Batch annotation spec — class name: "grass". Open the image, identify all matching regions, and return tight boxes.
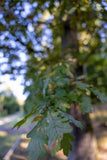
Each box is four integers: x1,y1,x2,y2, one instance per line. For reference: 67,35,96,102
0,131,20,159
0,112,35,159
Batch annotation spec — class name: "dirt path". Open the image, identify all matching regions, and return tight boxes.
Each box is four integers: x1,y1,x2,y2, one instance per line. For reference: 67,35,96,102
0,125,34,134
0,112,23,126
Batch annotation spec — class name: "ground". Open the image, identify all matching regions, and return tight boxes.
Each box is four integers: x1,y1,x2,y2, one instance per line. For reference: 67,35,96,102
90,104,107,160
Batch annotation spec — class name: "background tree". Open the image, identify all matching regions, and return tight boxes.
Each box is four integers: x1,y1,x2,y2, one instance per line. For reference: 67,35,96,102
0,89,20,115
0,92,5,115
0,0,107,160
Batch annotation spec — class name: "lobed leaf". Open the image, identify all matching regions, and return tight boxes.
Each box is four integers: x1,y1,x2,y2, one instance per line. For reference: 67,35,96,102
80,95,93,113
61,133,74,156
90,89,107,103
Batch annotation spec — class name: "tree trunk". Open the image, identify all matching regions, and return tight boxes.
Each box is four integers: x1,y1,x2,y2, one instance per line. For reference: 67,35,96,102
61,20,98,160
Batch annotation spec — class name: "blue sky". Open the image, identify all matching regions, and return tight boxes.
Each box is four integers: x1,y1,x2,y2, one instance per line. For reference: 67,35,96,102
0,74,27,101
0,2,52,101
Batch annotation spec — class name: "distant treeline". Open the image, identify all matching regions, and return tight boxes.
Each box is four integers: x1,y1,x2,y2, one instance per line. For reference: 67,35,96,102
0,89,20,117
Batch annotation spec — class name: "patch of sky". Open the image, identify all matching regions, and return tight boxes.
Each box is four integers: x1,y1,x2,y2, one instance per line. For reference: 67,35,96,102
101,33,106,38
44,1,50,8
9,40,16,48
0,18,6,25
34,45,42,51
102,1,107,7
27,23,34,32
16,2,21,7
23,2,32,13
34,52,43,58
20,69,26,75
10,20,16,25
101,38,106,43
0,52,3,57
15,41,26,51
0,14,3,19
4,1,9,10
21,12,27,18
44,28,52,36
38,12,43,19
0,63,9,72
43,24,47,29
0,74,27,101
49,44,54,50
12,61,23,67
49,15,54,21
26,31,36,45
15,31,23,38
20,35,26,43
33,16,38,23
18,52,28,62
42,27,52,44
25,79,32,87
33,2,38,8
36,37,42,44
14,10,19,15
21,2,32,18
0,57,8,63
16,2,22,11
4,31,9,36
82,23,86,28
42,35,52,44
44,54,48,58
42,35,48,41
104,24,107,29
99,28,104,35
0,35,5,40
54,1,60,5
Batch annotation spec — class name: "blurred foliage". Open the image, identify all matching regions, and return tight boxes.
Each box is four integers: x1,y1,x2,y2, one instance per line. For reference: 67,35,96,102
0,90,20,115
0,132,19,159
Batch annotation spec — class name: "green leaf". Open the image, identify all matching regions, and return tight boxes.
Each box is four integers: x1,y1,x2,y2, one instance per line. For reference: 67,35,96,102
43,77,50,97
13,112,34,129
55,89,66,97
68,91,77,101
80,95,93,113
27,114,48,160
46,112,72,155
76,75,86,80
33,115,42,122
13,118,26,129
61,133,74,156
27,112,48,138
27,130,48,160
76,81,88,90
60,112,83,129
90,89,107,103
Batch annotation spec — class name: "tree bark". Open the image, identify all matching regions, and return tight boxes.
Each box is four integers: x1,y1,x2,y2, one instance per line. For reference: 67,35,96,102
61,20,98,160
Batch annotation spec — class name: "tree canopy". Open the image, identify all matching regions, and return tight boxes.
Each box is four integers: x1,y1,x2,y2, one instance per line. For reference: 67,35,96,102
0,89,20,115
0,0,107,160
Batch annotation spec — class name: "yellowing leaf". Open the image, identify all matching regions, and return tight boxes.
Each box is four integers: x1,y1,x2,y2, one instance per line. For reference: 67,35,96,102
33,115,42,121
84,0,88,3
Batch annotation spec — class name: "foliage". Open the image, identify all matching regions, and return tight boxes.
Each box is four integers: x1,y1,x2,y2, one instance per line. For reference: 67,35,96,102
0,90,20,115
14,64,106,159
0,132,19,159
0,0,107,159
